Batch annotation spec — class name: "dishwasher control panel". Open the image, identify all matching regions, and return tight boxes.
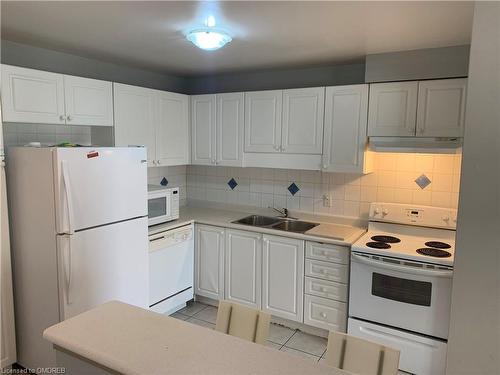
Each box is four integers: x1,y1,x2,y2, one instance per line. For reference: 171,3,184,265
148,225,193,253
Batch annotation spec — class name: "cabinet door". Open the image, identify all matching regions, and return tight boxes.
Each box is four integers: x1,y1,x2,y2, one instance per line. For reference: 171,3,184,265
282,87,324,154
244,90,282,153
416,78,467,137
191,95,216,165
157,91,190,166
216,93,244,166
63,75,113,127
195,225,224,300
323,85,370,173
367,81,418,136
225,229,262,309
262,234,304,322
1,64,65,124
113,83,156,165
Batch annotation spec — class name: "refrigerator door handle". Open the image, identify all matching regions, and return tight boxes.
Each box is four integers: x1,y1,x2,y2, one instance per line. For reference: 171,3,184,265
61,160,75,234
61,235,73,305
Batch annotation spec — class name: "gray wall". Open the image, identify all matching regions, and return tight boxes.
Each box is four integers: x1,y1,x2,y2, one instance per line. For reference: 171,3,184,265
184,63,366,94
365,45,470,83
1,40,187,93
446,3,499,375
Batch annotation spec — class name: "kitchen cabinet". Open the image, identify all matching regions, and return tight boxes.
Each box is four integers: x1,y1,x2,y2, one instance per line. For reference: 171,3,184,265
114,83,190,167
368,79,467,138
195,225,225,300
244,90,282,153
416,78,467,137
262,234,304,322
191,95,216,165
322,84,372,173
191,93,244,167
156,91,190,165
224,229,262,309
282,87,324,154
217,93,244,166
1,64,113,126
63,75,113,126
367,81,418,137
114,83,157,165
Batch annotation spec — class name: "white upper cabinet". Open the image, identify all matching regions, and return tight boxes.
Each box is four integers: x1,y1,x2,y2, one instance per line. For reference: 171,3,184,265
262,234,304,322
1,64,65,124
224,229,262,309
157,91,190,165
367,81,418,137
191,94,216,165
195,225,225,301
63,75,113,126
323,84,372,174
244,90,283,153
1,65,113,126
217,93,244,166
113,83,156,164
416,78,467,137
282,87,324,154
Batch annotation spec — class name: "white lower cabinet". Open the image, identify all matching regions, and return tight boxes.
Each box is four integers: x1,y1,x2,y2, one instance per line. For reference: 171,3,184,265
262,235,304,322
195,225,225,300
304,241,349,332
224,229,262,309
304,295,347,332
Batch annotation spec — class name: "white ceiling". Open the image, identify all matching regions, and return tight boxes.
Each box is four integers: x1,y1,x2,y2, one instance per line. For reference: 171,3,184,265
1,1,474,77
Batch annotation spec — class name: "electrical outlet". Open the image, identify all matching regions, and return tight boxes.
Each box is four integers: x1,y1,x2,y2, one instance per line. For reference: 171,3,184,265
322,194,331,207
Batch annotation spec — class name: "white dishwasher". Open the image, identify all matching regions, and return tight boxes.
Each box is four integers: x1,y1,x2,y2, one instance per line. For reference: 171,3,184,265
149,224,194,314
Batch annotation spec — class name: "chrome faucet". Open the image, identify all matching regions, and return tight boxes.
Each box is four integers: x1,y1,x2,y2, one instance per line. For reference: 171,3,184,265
269,206,297,220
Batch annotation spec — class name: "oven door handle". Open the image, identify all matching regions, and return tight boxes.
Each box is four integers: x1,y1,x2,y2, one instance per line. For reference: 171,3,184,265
351,253,453,278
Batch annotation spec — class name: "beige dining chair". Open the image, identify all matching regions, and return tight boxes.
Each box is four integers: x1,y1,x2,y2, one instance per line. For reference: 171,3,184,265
215,300,271,345
324,331,400,375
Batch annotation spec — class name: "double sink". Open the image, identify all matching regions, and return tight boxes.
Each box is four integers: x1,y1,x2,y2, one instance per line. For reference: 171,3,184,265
232,215,319,234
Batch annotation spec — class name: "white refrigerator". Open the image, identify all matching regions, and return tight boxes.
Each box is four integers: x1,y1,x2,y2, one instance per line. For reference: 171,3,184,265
7,146,149,370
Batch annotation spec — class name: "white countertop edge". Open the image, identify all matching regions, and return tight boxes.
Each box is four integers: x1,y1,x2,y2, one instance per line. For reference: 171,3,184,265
149,204,366,246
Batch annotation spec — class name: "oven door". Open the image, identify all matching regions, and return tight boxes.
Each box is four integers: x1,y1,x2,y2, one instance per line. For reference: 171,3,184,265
349,252,453,339
148,190,172,226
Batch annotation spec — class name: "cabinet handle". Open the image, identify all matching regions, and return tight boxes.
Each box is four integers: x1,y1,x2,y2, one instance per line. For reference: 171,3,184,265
66,115,72,121
273,145,279,151
280,146,285,152
59,115,66,121
211,159,216,164
157,160,161,165
320,312,327,319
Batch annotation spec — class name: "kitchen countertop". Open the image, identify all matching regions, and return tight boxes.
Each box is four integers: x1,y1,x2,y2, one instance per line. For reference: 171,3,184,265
149,204,366,246
43,301,351,375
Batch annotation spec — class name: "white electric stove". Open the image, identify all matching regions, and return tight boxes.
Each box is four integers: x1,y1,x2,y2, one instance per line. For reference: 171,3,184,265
348,202,458,375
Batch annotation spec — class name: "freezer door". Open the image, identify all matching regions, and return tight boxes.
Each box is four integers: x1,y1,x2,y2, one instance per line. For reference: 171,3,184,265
54,147,147,233
57,217,149,320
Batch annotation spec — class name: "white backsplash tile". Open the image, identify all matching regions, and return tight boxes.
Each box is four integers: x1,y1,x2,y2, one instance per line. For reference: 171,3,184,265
186,152,461,219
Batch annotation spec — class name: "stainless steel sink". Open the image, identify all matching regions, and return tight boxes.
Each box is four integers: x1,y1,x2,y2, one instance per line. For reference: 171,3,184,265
232,215,284,227
270,220,319,233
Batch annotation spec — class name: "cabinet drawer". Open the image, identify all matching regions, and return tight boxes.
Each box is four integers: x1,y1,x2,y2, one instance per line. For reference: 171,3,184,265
305,259,348,283
306,242,349,264
304,295,347,332
305,277,348,302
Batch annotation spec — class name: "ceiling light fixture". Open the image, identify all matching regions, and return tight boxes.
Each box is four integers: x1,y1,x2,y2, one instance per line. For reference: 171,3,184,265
186,16,232,51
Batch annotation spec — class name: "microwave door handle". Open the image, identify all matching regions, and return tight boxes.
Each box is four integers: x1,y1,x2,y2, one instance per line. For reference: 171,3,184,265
61,160,75,234
351,253,453,278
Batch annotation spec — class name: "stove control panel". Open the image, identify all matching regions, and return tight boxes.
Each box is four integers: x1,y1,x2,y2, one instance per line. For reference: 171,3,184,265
370,203,457,229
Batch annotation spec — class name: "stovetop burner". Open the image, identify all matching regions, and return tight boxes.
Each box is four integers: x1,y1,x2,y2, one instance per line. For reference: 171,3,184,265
366,241,391,249
416,248,452,258
371,235,401,243
424,241,451,249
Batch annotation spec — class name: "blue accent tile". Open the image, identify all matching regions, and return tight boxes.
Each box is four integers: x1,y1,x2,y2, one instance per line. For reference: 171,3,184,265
160,177,168,186
227,178,238,190
288,182,300,196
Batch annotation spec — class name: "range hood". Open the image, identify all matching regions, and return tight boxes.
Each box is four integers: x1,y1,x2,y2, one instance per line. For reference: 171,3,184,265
368,137,462,153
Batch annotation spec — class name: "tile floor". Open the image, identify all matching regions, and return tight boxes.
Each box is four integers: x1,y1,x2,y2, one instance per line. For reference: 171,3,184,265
170,301,328,363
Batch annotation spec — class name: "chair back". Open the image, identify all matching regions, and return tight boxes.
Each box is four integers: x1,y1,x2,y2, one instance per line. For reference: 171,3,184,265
325,331,400,375
215,300,271,345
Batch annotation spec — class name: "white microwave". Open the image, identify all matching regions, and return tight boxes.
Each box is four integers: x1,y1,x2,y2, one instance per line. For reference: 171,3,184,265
147,185,179,226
